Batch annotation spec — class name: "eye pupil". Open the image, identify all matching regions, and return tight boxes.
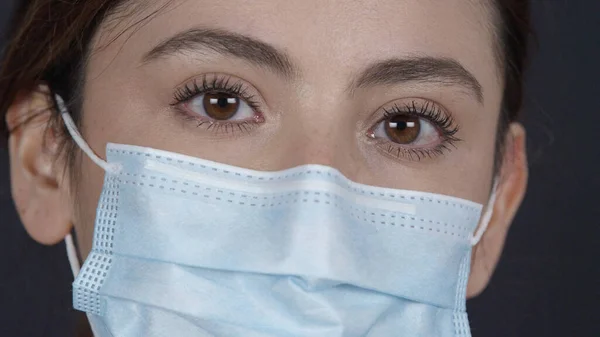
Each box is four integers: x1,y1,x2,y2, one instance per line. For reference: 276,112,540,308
384,115,421,144
203,92,240,120
393,121,408,130
217,97,228,107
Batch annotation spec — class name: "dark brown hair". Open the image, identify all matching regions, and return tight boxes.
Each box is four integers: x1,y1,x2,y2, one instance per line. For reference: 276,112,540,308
0,0,531,173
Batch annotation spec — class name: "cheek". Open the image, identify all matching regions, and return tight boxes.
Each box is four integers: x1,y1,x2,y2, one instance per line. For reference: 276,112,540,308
73,156,107,260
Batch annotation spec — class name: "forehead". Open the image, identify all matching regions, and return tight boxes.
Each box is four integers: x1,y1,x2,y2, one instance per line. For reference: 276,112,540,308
95,0,500,95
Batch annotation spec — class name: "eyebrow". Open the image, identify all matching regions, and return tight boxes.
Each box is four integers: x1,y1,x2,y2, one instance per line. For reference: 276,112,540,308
143,29,483,103
142,28,298,78
351,57,484,103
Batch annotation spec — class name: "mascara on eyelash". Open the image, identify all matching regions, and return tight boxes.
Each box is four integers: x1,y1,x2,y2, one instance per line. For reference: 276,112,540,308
171,74,260,109
383,100,460,139
374,100,462,161
170,74,265,135
172,76,461,160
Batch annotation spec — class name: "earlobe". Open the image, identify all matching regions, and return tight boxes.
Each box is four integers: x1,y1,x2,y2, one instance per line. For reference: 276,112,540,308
7,87,73,245
467,123,529,298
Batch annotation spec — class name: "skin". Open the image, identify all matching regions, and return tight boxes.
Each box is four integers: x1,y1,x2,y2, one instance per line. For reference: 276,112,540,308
6,0,527,298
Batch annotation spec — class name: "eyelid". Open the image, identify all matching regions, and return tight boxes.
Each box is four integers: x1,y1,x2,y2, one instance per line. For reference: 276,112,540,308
168,73,270,137
371,98,451,122
363,98,461,162
171,73,268,111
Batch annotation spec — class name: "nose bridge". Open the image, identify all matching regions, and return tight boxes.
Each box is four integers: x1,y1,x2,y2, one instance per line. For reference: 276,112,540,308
273,89,362,176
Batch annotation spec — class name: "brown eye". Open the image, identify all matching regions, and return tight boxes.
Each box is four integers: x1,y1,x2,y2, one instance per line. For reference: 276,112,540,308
384,115,421,144
185,90,255,123
202,92,240,120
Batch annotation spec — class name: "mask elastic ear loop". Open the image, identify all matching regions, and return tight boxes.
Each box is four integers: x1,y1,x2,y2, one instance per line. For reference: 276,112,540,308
55,94,121,174
65,233,81,278
469,180,499,246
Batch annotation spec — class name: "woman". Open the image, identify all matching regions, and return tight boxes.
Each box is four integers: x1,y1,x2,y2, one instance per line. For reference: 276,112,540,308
0,0,530,336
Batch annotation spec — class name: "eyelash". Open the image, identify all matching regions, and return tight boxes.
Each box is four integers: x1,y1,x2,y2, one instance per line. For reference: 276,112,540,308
172,75,260,108
375,101,461,161
171,75,461,162
171,74,263,133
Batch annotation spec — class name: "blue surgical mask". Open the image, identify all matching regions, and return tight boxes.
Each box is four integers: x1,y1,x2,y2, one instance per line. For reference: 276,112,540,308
58,95,495,337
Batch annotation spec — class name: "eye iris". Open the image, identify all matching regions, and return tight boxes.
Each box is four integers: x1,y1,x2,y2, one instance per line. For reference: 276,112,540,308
203,92,240,120
384,115,421,144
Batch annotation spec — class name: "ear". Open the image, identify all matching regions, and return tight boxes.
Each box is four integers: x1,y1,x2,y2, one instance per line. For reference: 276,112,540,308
467,122,529,298
6,86,73,245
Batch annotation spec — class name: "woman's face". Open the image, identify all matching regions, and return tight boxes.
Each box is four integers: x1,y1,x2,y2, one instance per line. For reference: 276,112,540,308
80,0,501,260
9,0,527,297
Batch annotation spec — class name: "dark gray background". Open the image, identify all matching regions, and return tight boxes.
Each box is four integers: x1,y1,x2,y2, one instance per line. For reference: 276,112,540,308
1,1,599,336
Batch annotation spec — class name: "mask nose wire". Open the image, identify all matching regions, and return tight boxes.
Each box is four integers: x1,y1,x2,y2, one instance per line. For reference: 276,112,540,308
469,181,498,246
55,94,121,174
